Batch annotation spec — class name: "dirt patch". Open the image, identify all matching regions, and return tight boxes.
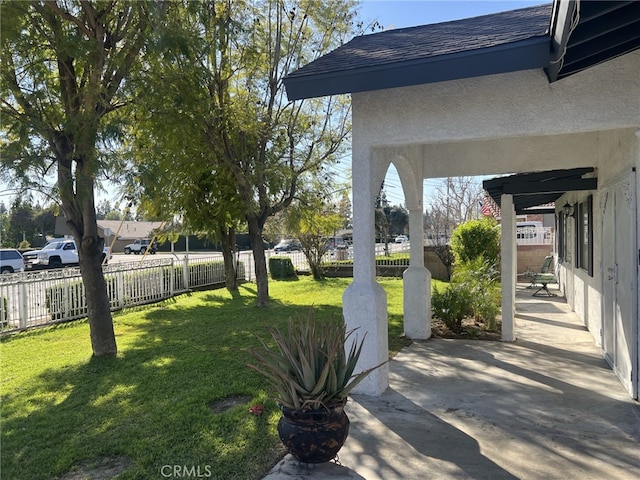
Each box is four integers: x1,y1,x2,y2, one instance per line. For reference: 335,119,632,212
431,317,502,341
57,456,134,480
209,394,253,414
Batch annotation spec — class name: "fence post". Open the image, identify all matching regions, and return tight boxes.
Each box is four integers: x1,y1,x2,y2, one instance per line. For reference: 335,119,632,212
183,257,189,291
117,270,125,309
19,281,28,328
169,258,175,297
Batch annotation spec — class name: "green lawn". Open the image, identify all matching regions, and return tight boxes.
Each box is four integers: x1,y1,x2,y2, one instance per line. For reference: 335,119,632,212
0,276,439,480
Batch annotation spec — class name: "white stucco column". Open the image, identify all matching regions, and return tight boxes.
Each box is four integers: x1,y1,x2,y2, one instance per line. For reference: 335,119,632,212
403,205,431,339
343,147,389,396
501,194,516,341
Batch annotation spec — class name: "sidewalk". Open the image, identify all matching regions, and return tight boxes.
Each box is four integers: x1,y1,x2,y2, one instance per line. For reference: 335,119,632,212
263,284,640,479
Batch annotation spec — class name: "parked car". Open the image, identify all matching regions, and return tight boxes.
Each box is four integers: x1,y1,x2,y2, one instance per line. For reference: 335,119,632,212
274,239,302,253
0,249,26,273
23,238,111,269
325,236,347,250
395,235,409,243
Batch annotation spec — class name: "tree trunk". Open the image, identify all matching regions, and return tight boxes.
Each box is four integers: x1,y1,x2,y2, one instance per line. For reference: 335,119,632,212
77,236,117,356
220,226,238,291
247,214,269,307
56,137,117,356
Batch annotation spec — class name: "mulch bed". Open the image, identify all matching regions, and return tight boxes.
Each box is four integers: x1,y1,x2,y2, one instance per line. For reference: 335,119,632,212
431,317,502,341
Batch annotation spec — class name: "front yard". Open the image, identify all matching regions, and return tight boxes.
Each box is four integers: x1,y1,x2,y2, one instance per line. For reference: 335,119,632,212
1,277,421,480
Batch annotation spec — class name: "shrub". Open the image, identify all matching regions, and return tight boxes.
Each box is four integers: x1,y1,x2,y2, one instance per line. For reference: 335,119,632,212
269,257,296,279
431,283,473,331
1,296,8,328
452,257,501,329
450,218,500,265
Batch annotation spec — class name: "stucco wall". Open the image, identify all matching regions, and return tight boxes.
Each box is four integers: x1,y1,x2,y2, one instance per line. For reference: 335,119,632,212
558,128,639,348
348,48,639,397
352,51,640,179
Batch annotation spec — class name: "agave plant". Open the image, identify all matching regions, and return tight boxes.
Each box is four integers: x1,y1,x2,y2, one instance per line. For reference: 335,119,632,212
249,309,384,411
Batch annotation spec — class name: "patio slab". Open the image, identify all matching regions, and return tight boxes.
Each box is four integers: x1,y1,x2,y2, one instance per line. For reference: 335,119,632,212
262,285,640,479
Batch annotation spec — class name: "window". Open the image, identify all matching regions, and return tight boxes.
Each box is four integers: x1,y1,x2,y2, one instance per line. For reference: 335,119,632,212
575,195,593,276
557,213,566,262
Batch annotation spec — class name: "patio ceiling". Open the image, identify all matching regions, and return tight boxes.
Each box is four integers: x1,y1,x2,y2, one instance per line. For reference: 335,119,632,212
482,167,597,214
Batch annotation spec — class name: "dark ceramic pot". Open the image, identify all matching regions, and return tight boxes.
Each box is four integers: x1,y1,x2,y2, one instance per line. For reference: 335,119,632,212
277,400,350,463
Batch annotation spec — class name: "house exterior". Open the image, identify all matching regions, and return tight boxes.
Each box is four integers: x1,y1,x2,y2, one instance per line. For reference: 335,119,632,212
96,220,164,253
55,217,164,253
283,1,640,399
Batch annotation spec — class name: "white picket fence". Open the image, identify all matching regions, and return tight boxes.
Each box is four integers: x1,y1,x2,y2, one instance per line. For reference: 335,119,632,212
0,256,245,333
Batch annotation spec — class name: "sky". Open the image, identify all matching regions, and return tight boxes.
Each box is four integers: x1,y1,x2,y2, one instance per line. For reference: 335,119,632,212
335,0,547,207
1,1,547,211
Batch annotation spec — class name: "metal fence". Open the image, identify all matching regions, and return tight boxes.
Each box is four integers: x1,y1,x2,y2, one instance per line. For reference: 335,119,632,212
0,256,245,333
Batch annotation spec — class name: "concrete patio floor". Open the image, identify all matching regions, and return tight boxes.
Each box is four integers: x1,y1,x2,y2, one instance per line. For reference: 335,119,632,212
263,284,640,479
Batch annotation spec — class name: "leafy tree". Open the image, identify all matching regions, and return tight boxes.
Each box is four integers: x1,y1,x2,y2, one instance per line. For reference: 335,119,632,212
286,192,344,280
95,200,113,220
128,0,355,306
33,204,57,246
5,197,34,248
104,209,124,221
126,2,247,292
375,183,390,250
384,204,409,237
0,1,165,356
0,202,8,247
337,190,352,229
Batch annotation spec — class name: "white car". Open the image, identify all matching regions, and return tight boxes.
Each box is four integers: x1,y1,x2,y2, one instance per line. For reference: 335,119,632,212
0,249,25,273
395,235,409,243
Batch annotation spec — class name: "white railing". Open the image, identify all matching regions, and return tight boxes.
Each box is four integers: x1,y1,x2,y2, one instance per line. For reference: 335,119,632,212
516,226,554,245
0,256,245,333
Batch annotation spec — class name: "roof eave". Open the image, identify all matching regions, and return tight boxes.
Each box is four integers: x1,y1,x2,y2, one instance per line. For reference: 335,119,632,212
284,36,550,101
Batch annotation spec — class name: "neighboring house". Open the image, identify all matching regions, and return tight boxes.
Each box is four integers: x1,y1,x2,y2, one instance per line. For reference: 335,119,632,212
56,217,164,253
283,1,640,398
97,220,164,253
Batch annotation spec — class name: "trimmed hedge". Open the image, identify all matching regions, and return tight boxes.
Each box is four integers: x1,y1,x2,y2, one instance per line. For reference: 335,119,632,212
269,257,296,279
1,296,7,328
45,280,87,321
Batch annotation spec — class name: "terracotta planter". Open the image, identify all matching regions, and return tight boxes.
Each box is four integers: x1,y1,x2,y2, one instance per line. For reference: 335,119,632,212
277,401,350,463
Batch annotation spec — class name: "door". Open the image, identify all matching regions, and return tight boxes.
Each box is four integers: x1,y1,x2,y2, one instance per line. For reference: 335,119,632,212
601,172,638,399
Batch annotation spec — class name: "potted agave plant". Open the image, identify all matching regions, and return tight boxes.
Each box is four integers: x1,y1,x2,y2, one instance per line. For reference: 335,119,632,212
250,309,383,464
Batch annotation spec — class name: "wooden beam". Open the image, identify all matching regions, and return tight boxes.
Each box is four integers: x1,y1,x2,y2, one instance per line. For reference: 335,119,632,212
504,178,597,194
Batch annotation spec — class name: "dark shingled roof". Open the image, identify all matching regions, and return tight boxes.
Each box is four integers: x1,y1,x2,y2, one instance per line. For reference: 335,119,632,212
288,3,552,79
283,1,640,100
284,3,553,99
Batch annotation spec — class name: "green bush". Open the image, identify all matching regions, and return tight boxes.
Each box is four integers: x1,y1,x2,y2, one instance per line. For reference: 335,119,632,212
431,283,473,331
452,257,501,329
1,296,8,328
269,256,296,279
450,218,500,265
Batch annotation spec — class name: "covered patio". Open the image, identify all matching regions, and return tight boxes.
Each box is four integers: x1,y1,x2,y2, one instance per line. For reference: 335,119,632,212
283,0,640,398
264,285,640,479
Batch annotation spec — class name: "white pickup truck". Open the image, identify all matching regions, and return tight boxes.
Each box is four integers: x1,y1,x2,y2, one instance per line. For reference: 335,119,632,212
23,238,112,269
124,239,157,255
